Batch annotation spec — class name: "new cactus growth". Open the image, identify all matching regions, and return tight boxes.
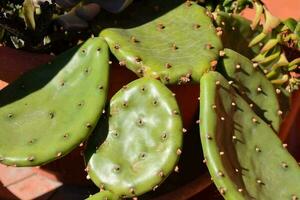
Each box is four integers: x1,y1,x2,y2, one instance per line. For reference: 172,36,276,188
220,48,281,132
248,2,300,93
0,37,109,166
86,77,183,198
200,71,300,200
100,2,222,84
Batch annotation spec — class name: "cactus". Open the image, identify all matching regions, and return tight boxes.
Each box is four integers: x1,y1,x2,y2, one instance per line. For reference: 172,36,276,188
220,48,281,132
247,3,300,93
86,191,119,200
200,71,300,199
0,1,300,199
0,37,109,166
214,11,262,58
86,77,183,198
100,2,223,84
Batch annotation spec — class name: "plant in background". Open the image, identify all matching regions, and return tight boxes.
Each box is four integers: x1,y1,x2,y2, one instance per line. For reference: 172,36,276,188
249,2,300,93
0,0,56,49
0,0,135,52
0,0,300,199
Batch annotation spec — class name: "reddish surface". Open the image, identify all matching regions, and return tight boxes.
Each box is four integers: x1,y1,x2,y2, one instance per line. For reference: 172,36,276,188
263,0,300,19
242,0,300,20
7,175,61,200
0,47,54,83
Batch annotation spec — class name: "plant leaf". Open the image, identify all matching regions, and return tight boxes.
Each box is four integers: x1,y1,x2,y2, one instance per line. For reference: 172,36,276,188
23,0,36,30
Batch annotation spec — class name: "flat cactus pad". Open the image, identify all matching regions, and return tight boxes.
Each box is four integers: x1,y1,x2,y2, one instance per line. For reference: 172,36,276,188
0,37,110,166
87,77,183,197
86,191,118,200
100,2,222,84
199,71,300,200
221,48,281,132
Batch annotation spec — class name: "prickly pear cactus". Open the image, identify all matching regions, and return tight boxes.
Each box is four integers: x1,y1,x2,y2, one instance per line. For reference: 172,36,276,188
220,48,281,132
0,37,109,166
86,77,183,198
100,2,222,84
214,12,261,58
200,71,300,200
86,191,119,200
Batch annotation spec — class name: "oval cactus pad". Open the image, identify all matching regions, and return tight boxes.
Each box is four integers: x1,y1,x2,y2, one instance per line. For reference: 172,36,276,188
221,48,281,132
87,77,183,197
0,37,110,166
200,71,300,200
86,191,118,200
100,2,222,84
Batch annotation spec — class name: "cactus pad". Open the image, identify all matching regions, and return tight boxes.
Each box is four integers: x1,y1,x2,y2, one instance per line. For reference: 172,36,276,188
100,2,222,84
200,71,300,199
0,37,109,166
221,48,281,132
86,191,118,200
87,77,183,197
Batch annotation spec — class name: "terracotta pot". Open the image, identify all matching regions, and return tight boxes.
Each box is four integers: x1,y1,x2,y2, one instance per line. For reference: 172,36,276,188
279,90,300,161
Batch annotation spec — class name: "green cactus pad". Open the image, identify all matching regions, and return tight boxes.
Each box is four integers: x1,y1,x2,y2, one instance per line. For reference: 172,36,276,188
87,77,183,197
100,2,222,84
86,191,119,200
0,37,109,166
200,71,300,200
220,48,281,132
